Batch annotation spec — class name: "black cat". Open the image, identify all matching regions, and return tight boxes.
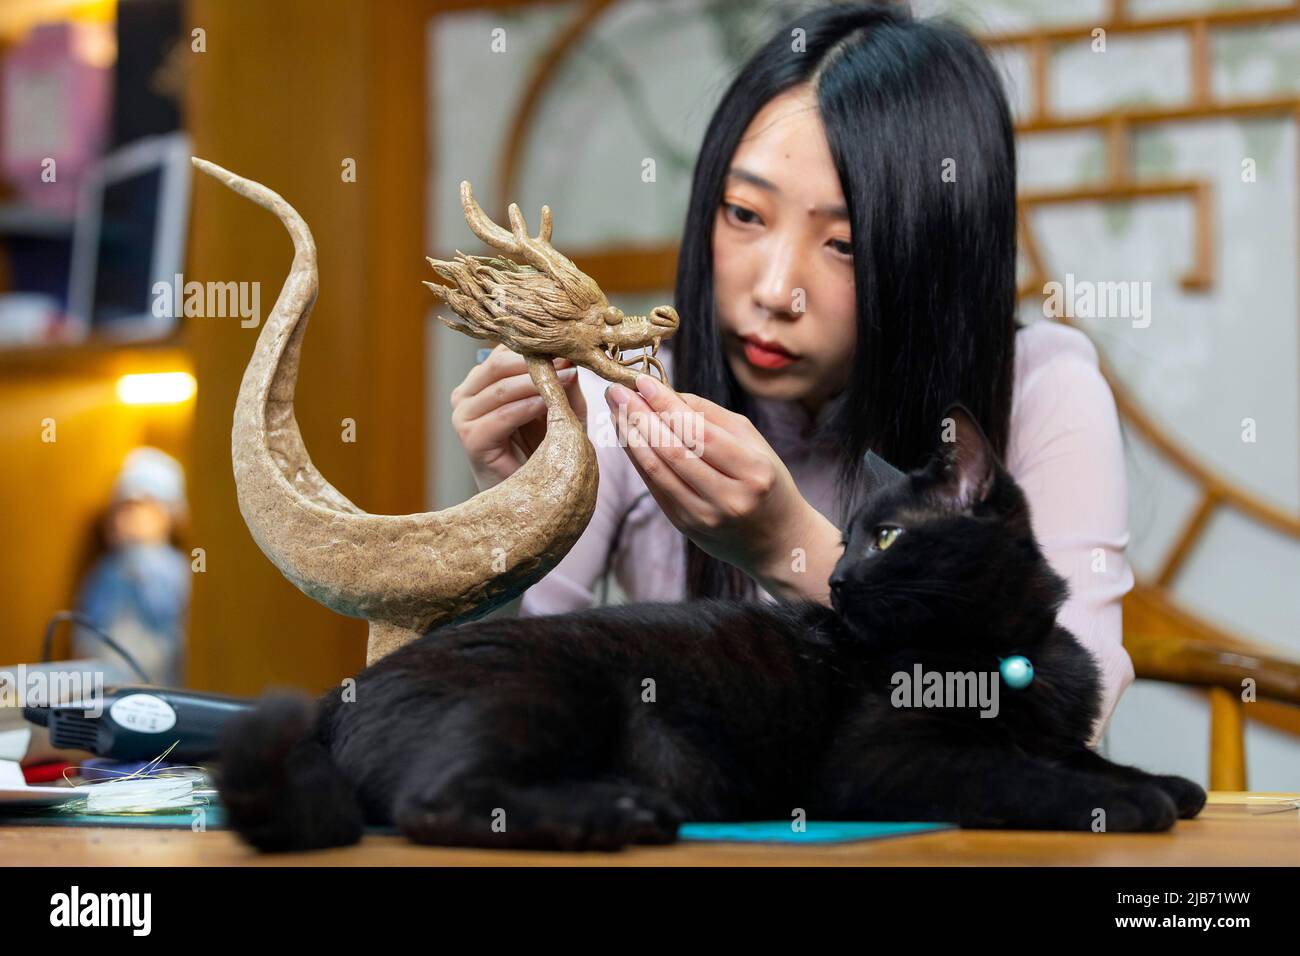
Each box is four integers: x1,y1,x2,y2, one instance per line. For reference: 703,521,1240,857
217,403,1204,851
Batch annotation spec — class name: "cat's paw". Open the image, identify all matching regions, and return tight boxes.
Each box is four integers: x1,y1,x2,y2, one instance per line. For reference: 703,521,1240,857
395,779,684,851
510,782,683,851
580,785,685,851
1151,774,1206,819
1100,783,1178,832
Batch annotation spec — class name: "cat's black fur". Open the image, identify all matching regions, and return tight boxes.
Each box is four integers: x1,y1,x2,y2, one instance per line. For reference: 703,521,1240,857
217,404,1204,851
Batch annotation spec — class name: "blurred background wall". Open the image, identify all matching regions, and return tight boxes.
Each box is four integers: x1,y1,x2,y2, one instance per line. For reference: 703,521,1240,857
0,0,1296,788
0,0,431,693
0,0,197,684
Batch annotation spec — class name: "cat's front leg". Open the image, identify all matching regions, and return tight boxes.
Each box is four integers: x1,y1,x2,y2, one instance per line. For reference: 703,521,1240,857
817,745,1178,832
1061,747,1206,819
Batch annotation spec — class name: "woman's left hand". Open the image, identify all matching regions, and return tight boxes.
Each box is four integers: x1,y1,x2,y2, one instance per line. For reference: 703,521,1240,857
604,373,819,581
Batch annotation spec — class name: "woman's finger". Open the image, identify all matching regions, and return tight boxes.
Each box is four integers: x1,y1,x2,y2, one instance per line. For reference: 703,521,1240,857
628,376,753,482
614,388,735,503
457,365,576,423
565,368,587,423
459,393,550,457
452,344,569,407
611,391,713,518
676,389,759,440
452,343,514,402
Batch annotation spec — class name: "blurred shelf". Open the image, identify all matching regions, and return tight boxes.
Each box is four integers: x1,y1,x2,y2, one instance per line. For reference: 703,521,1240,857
0,333,190,376
0,203,76,239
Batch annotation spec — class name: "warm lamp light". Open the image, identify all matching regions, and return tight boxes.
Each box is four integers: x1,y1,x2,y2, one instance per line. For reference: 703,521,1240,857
115,371,197,405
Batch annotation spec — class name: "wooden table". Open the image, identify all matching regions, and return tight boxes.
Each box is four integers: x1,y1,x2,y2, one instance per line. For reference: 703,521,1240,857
1,792,1296,866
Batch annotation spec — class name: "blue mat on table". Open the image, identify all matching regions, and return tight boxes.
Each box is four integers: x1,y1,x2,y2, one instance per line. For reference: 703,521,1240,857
677,820,953,844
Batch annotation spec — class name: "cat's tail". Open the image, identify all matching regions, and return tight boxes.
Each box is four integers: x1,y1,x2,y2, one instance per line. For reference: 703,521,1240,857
216,692,364,852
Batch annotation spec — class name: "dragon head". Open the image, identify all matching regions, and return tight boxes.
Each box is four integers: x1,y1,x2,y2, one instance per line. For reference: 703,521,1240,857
424,181,679,387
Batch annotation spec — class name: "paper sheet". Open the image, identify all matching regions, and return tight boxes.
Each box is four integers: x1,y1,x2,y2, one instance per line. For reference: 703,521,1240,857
0,758,26,787
0,727,32,763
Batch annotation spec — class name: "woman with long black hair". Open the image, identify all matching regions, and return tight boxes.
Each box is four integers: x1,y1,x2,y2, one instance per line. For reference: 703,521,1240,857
450,2,1135,744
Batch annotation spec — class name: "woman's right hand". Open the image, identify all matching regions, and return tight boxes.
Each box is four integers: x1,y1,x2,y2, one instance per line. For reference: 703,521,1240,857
450,343,587,491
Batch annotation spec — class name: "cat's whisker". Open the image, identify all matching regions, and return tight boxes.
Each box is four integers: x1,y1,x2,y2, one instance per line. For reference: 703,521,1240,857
888,583,982,607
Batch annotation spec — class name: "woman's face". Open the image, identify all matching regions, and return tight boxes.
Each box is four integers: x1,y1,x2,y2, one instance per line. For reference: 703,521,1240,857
712,83,857,415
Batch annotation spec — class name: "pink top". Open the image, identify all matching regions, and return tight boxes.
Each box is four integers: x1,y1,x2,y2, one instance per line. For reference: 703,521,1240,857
519,320,1136,746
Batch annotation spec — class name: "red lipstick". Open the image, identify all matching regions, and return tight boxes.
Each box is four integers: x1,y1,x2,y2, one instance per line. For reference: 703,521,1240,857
741,335,797,370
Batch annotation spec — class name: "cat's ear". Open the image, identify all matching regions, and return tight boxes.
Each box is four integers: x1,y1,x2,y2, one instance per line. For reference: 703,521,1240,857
863,449,906,491
926,403,996,512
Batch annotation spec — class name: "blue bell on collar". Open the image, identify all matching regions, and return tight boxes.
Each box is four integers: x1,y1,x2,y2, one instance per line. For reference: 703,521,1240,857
998,655,1034,689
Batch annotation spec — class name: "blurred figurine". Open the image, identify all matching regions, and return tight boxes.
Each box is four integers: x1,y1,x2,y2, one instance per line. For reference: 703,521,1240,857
74,448,190,686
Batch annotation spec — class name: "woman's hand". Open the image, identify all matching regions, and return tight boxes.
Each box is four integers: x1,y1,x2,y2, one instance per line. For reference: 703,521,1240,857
450,343,587,492
605,373,841,597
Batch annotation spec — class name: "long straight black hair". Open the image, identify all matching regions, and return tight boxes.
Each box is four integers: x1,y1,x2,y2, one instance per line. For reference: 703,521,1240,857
669,1,1019,601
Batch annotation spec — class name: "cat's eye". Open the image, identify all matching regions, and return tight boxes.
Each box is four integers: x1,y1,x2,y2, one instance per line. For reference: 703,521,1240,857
873,526,902,551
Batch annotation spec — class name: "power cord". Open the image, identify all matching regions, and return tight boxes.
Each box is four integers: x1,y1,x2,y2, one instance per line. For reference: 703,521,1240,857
598,491,651,605
41,610,153,684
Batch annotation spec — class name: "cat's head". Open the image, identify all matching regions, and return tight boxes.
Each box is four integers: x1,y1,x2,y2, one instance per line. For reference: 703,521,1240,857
828,403,1068,650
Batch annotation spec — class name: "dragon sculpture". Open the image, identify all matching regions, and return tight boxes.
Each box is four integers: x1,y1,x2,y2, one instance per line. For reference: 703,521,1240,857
191,158,679,664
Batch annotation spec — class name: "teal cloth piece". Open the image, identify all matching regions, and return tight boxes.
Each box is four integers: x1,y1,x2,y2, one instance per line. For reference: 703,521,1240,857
0,804,230,830
677,820,954,844
0,805,405,833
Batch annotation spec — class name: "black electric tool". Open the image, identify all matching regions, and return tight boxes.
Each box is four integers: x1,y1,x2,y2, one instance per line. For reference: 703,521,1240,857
23,686,256,762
